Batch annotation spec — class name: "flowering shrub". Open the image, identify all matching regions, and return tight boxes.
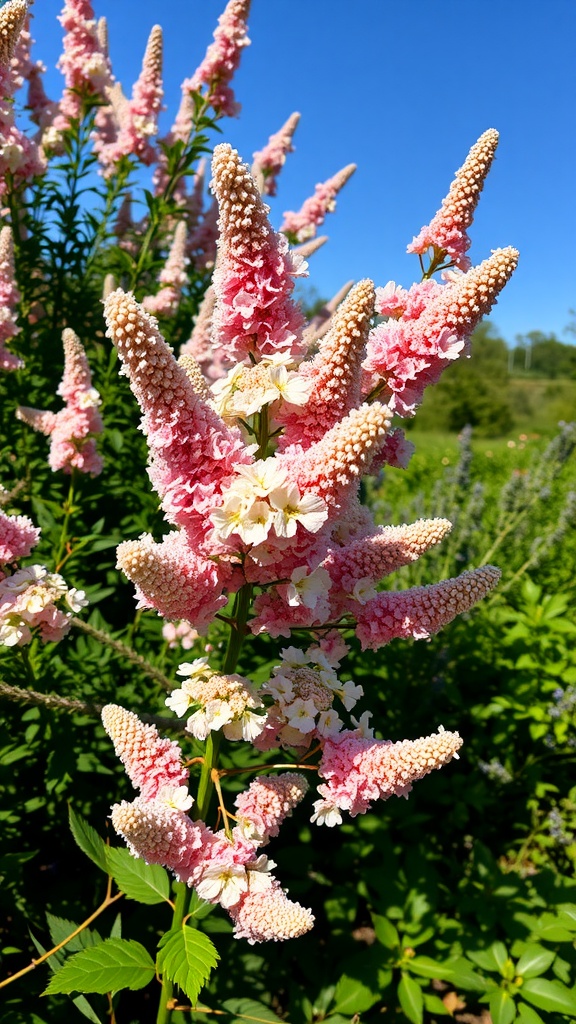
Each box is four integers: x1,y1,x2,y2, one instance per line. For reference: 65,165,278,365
5,1,568,1021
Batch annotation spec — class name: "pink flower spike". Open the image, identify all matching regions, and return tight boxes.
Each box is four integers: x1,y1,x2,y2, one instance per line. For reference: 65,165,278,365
355,565,501,651
0,0,27,66
184,0,251,117
16,328,103,475
101,704,189,801
142,221,188,316
363,247,519,416
229,884,314,943
54,0,112,128
103,288,252,539
210,143,306,364
235,773,309,845
279,402,392,516
0,226,23,371
252,111,300,196
323,518,452,614
277,279,375,451
110,795,216,885
315,725,463,818
0,509,40,564
102,24,163,169
281,163,356,244
116,530,232,630
408,129,500,270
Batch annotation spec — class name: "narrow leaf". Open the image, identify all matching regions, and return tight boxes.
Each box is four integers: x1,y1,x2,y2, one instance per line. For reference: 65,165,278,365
157,925,218,1005
106,846,170,905
43,938,155,995
398,974,424,1024
68,807,108,874
46,914,101,953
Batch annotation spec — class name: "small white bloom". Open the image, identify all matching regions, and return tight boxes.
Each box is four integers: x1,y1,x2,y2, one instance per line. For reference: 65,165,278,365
286,566,331,609
195,864,248,908
350,710,374,739
270,485,328,538
177,656,211,679
77,388,101,409
186,708,211,740
264,674,295,704
158,785,194,812
66,587,88,612
268,364,313,406
316,709,344,737
165,686,194,718
311,799,343,827
235,500,273,546
285,697,317,734
351,576,378,604
335,679,364,711
278,646,309,668
246,855,276,892
205,699,234,732
234,458,288,496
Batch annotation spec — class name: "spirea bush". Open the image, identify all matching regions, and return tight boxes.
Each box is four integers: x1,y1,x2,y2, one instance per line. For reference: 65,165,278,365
5,2,573,1023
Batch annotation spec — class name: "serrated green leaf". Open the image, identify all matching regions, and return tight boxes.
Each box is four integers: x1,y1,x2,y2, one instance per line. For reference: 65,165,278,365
489,988,517,1024
106,846,170,905
521,977,576,1014
156,925,218,1005
516,1003,545,1024
43,938,155,995
398,973,424,1024
515,945,555,979
221,998,284,1024
331,974,380,1015
68,807,108,874
372,913,399,949
46,914,101,953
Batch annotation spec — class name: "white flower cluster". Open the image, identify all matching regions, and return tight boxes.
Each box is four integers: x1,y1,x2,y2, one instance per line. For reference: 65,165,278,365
165,657,267,742
0,564,88,647
209,457,328,547
261,644,367,747
210,353,312,423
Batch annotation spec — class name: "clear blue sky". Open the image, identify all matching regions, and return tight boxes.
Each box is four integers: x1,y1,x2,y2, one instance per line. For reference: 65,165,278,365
30,0,576,346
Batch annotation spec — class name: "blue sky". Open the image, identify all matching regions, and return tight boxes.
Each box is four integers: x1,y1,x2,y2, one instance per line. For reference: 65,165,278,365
30,0,576,346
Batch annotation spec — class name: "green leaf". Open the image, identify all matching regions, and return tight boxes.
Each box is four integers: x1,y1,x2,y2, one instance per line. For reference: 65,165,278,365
491,942,511,973
398,974,424,1024
521,977,576,1014
331,974,380,1015
409,955,449,979
469,948,504,973
106,846,170,905
68,807,108,874
46,914,101,954
221,998,284,1024
156,925,218,1005
436,957,492,993
43,938,155,995
372,913,399,949
516,1004,545,1024
423,992,451,1016
515,945,555,979
489,989,517,1024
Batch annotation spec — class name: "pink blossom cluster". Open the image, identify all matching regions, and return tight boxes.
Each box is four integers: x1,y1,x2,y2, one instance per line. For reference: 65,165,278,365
93,25,163,174
0,0,45,190
181,0,251,118
281,163,356,243
46,0,111,141
0,226,22,371
17,328,103,475
0,562,87,647
252,112,300,196
103,705,314,943
99,126,518,942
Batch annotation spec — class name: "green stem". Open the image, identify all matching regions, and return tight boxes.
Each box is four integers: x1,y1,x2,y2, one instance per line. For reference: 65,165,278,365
193,583,253,823
54,473,77,572
156,882,189,1024
70,617,174,692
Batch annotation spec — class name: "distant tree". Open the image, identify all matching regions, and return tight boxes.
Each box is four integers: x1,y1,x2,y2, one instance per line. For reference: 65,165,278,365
513,331,576,379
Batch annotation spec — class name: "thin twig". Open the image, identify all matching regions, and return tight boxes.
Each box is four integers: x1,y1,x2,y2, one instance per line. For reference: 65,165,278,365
71,616,174,691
